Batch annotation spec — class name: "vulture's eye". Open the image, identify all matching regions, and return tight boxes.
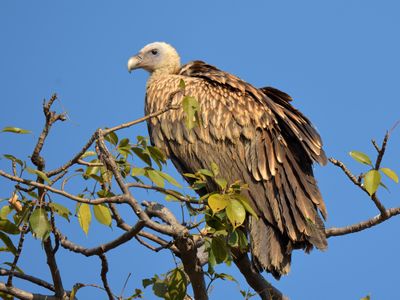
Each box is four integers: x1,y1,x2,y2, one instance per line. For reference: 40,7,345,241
151,49,158,55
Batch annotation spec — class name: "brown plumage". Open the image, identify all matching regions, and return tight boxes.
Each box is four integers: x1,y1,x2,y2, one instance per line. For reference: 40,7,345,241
128,42,327,278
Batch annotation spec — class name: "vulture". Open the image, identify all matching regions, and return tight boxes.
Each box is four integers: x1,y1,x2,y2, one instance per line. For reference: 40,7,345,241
127,42,327,278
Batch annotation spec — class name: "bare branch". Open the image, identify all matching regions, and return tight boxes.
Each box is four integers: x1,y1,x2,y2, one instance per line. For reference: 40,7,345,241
99,254,114,300
0,282,61,300
326,206,400,237
137,231,180,254
127,182,200,204
55,220,145,256
6,225,27,287
43,238,65,298
0,269,55,292
329,158,387,215
31,94,66,169
0,170,128,205
103,105,180,135
374,131,389,170
47,133,97,177
77,159,104,167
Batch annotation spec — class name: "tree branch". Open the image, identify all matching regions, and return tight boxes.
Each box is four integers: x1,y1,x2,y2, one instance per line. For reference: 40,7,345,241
55,220,145,256
232,250,287,300
6,226,27,287
0,170,128,205
0,269,55,292
329,158,387,215
326,206,400,237
43,238,65,298
0,282,61,300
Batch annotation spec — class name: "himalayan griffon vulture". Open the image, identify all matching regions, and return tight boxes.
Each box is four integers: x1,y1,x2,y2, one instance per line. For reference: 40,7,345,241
127,42,327,278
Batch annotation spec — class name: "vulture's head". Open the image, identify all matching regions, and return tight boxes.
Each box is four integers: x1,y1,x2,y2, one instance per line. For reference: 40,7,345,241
127,42,181,75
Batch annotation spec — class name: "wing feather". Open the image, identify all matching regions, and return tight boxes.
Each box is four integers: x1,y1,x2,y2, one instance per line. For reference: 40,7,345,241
145,61,327,276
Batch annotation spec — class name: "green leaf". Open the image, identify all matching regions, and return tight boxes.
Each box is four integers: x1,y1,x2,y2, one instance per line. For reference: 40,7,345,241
49,203,71,222
117,138,132,158
158,172,182,188
167,268,187,300
215,177,227,190
148,146,167,164
81,151,97,159
104,131,118,146
211,236,228,264
146,170,165,188
93,204,112,227
84,159,101,178
215,273,238,283
77,203,91,235
349,151,373,166
197,169,214,177
226,199,246,228
379,181,390,192
1,126,31,134
228,231,239,247
142,278,155,288
380,167,399,183
211,162,219,176
131,167,146,177
178,79,186,90
208,194,229,213
26,167,51,184
153,280,168,298
3,154,23,166
0,206,12,220
132,147,152,166
360,295,370,300
0,219,19,234
182,96,200,130
364,170,381,196
233,194,258,219
0,231,17,255
29,208,51,240
237,229,248,251
183,173,198,179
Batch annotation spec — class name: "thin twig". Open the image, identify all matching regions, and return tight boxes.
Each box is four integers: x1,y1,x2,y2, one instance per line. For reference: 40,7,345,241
127,182,200,204
0,269,55,292
99,253,114,300
329,158,387,215
326,206,400,237
374,131,389,170
103,105,180,135
6,225,27,287
55,220,145,256
0,170,128,204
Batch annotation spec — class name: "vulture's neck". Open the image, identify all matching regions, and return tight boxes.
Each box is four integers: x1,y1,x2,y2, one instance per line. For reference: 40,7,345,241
147,64,181,88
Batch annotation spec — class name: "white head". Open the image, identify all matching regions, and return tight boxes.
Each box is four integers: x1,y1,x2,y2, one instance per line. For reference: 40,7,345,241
127,42,181,75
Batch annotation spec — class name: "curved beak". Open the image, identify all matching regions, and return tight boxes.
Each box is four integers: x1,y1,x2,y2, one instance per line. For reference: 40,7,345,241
127,54,143,73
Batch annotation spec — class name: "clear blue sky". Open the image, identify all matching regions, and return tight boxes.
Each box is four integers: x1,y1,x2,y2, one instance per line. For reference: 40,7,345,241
1,1,400,299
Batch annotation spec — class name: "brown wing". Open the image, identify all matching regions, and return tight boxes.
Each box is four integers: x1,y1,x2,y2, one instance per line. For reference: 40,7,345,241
146,61,327,277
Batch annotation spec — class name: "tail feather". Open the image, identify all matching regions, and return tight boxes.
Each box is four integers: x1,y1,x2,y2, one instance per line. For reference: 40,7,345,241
249,217,291,279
